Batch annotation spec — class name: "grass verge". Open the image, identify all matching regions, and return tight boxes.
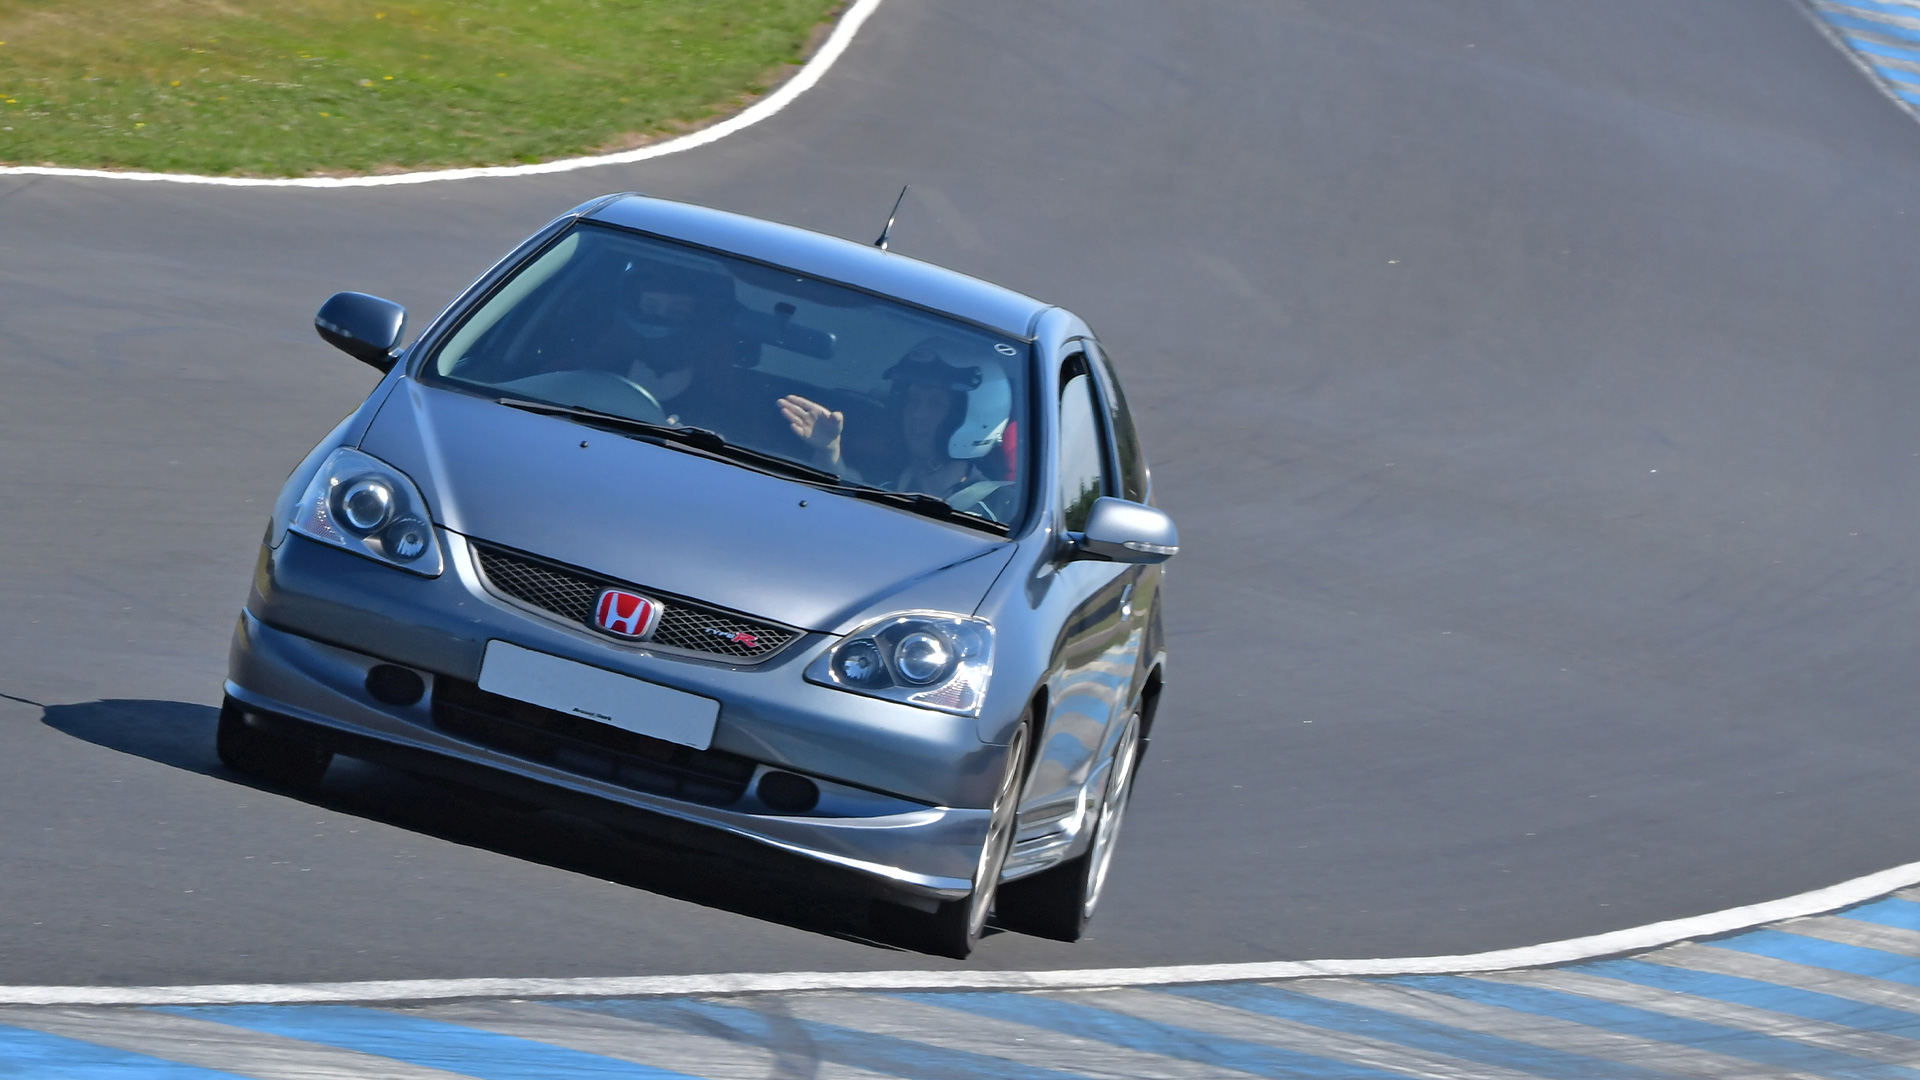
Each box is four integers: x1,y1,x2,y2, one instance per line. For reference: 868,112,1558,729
0,0,843,176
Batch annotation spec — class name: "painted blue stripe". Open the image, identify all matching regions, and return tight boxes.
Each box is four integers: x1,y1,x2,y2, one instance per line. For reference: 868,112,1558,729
895,990,1418,1080
1841,33,1920,64
1167,983,1673,1080
0,1024,251,1079
1837,899,1920,934
1871,61,1920,84
1585,959,1920,1034
1821,0,1920,23
1896,85,1920,102
159,1005,695,1080
1714,929,1920,988
1821,12,1920,45
1396,975,1920,1079
564,997,1096,1080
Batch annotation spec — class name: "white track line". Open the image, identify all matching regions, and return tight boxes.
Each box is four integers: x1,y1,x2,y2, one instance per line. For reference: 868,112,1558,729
0,0,885,189
1788,0,1920,126
5,858,1919,1007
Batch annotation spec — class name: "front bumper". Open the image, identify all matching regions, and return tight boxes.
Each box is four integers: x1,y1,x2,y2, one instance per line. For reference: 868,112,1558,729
229,532,1014,899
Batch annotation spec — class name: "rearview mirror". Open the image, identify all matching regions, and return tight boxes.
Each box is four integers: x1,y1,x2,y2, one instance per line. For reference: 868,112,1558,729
315,292,407,372
1077,497,1179,564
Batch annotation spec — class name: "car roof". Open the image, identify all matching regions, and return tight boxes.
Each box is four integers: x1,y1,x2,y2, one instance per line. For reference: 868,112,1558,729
586,194,1052,340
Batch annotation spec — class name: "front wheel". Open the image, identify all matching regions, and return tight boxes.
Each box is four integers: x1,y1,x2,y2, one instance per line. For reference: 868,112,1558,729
920,720,1031,959
997,707,1142,942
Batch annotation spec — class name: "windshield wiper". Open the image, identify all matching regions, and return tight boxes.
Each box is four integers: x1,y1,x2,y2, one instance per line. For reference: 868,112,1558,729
495,397,841,486
829,484,1011,534
497,397,1008,532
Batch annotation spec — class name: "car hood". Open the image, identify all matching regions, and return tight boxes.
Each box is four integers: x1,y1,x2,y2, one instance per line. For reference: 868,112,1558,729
359,381,1016,633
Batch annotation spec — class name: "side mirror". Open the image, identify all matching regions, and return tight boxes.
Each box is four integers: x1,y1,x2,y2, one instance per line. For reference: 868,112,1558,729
315,292,407,373
1077,497,1179,564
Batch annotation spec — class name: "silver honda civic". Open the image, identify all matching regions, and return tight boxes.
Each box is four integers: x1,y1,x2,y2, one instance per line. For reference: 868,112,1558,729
221,192,1176,957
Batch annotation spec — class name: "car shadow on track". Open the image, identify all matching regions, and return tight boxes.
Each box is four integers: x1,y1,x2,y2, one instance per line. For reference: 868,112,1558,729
41,697,966,955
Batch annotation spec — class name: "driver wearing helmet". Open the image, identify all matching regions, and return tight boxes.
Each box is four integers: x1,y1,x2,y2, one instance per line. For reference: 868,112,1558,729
608,261,739,429
779,338,1014,517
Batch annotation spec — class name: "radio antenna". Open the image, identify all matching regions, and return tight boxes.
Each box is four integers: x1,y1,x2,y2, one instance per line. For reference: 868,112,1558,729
874,185,909,251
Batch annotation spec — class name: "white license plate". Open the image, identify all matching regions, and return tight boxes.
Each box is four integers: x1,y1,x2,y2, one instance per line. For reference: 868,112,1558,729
477,641,719,750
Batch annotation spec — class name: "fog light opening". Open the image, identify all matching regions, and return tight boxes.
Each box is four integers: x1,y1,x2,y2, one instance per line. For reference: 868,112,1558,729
757,771,820,814
365,664,425,706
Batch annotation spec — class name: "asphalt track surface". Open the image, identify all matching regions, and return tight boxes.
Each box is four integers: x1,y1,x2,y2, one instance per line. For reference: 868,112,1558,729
4,0,1920,988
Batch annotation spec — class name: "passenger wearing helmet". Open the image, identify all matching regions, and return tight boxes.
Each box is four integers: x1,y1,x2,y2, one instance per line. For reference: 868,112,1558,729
779,339,1014,518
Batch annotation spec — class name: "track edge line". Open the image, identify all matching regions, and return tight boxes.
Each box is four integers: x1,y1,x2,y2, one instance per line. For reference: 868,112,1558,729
1785,0,1920,127
7,858,1918,1005
0,0,886,189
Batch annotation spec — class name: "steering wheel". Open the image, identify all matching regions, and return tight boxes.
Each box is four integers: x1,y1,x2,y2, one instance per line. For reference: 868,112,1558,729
578,369,667,423
497,369,667,425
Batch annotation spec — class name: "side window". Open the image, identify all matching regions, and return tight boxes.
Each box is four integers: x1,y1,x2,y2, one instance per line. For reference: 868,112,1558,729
1088,342,1148,503
1058,359,1111,532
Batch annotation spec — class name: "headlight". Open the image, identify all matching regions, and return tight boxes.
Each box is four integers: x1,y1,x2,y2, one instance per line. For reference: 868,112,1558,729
339,478,393,532
805,613,994,717
287,447,443,576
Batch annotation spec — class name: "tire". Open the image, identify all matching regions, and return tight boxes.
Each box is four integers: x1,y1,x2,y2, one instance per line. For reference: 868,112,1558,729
997,706,1142,942
919,720,1031,959
216,697,332,792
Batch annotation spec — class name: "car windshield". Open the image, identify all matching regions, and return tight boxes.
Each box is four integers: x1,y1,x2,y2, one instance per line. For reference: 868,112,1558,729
420,222,1031,530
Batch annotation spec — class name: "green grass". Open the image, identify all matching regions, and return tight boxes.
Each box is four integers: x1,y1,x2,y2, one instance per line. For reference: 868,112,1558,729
0,0,842,176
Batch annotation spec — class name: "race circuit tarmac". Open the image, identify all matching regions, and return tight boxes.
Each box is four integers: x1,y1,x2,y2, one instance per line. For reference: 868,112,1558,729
5,0,1920,988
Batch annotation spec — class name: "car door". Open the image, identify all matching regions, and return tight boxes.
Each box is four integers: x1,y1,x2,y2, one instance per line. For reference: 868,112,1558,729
1086,336,1160,706
1013,347,1141,866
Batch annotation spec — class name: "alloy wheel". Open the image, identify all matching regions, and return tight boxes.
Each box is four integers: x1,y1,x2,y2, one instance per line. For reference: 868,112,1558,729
1081,709,1140,919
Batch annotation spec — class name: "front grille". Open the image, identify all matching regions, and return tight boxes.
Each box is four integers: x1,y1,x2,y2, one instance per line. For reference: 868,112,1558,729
471,543,797,663
432,677,755,806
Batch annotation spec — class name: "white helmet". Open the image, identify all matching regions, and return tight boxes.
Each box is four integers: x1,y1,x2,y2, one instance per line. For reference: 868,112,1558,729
949,367,1011,460
883,338,1015,460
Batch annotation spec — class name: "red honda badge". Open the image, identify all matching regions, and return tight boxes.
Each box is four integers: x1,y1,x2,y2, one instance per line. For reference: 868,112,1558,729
593,589,661,639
